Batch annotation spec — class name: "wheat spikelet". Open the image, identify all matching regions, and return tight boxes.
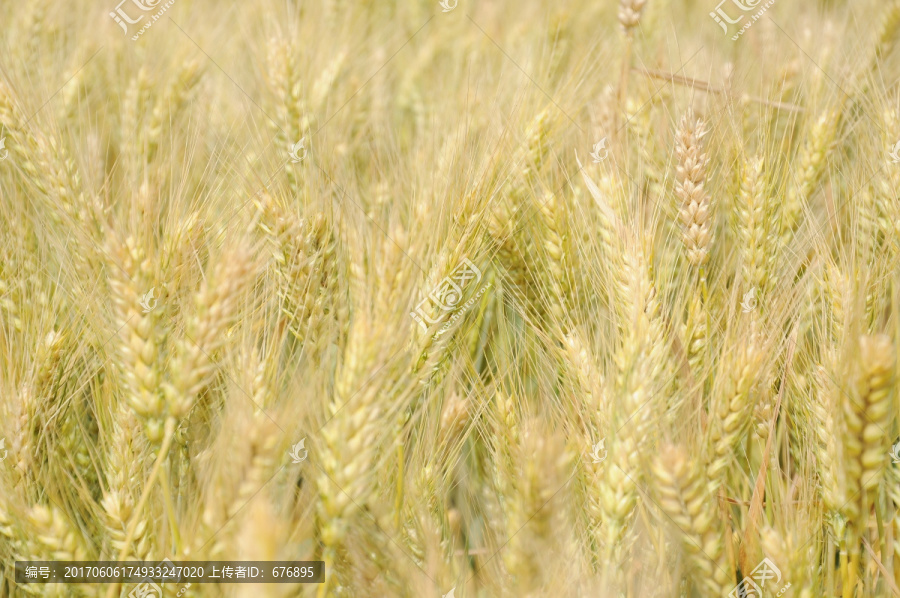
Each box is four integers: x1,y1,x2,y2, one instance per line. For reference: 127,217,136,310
26,505,96,597
564,331,604,414
877,107,900,254
410,233,487,386
679,295,708,373
842,334,894,524
0,79,95,229
737,155,772,296
674,112,713,269
120,66,153,177
11,331,67,484
761,525,815,598
824,260,849,345
855,186,880,268
310,50,347,115
501,424,573,592
705,337,763,490
813,365,845,526
521,108,553,183
265,36,305,138
107,235,164,441
618,0,648,32
752,395,773,442
781,107,840,244
317,309,389,594
874,0,900,65
145,59,203,162
265,36,307,197
164,245,254,419
27,504,90,561
538,189,570,325
100,408,152,561
652,444,731,596
593,242,670,582
888,466,900,590
487,199,534,308
489,392,521,510
199,409,280,559
255,192,335,348
233,501,296,598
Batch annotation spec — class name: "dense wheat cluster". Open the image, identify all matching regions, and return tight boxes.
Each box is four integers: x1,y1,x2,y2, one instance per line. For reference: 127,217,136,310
5,0,900,596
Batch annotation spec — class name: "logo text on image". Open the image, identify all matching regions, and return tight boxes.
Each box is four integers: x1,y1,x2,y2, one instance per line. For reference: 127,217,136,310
709,0,775,40
128,558,170,598
128,558,189,598
129,579,162,598
410,259,483,330
728,558,782,598
110,0,177,39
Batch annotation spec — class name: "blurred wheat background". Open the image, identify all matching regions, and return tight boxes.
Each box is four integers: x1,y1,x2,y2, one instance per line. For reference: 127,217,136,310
3,0,900,596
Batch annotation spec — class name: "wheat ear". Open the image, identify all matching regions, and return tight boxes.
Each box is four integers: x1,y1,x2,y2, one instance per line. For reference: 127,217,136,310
877,107,900,255
813,365,845,521
317,310,386,596
843,334,894,524
842,334,895,594
705,338,763,491
539,190,571,326
652,444,731,596
145,59,202,163
165,245,254,418
100,408,152,561
781,107,840,245
737,155,773,298
594,241,670,585
107,235,164,441
873,0,900,67
501,424,573,592
675,112,713,269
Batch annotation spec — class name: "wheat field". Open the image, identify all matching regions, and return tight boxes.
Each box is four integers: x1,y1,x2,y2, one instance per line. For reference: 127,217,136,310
4,0,900,596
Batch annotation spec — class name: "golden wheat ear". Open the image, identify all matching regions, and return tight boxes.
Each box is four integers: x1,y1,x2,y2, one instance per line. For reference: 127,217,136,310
652,444,732,596
674,111,713,269
165,244,255,419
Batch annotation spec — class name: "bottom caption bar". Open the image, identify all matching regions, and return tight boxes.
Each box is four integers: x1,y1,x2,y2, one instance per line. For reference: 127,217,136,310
15,561,324,584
